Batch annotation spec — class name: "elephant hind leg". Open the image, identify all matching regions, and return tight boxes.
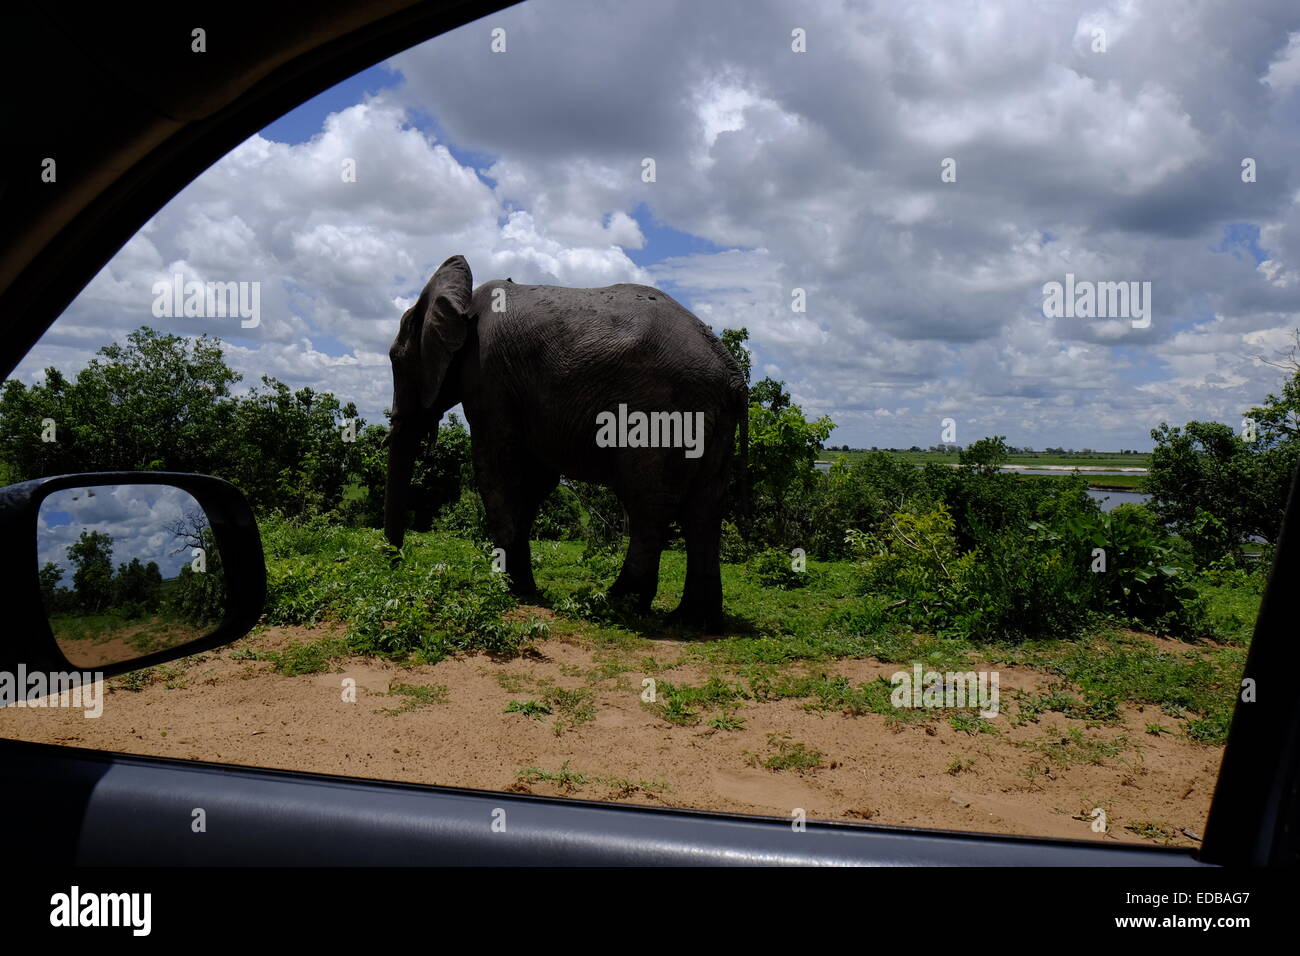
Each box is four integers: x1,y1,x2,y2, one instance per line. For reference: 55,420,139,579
673,496,724,632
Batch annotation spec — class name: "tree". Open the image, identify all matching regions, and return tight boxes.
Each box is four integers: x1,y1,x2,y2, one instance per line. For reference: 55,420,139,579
38,562,63,613
114,557,163,617
0,326,372,520
751,377,791,413
1146,329,1300,564
345,413,472,530
0,327,239,480
704,331,837,544
220,377,363,517
719,327,752,385
67,530,115,613
165,516,226,626
1250,330,1300,443
746,380,835,543
958,435,1010,472
1145,421,1280,565
1142,330,1300,564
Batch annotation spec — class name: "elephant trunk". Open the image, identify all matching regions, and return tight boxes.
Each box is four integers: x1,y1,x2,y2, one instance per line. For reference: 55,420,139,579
383,421,429,550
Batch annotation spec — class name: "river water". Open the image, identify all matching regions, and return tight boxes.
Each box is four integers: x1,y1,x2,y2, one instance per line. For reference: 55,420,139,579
811,461,1151,511
1086,489,1149,511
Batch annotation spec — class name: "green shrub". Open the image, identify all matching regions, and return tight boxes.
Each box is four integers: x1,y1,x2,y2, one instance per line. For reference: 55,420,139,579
259,511,354,559
954,530,1096,642
568,481,626,552
847,499,1208,642
1029,505,1205,637
719,520,752,563
532,485,584,540
1193,555,1268,644
260,518,537,663
748,547,808,589
846,504,977,634
436,485,488,542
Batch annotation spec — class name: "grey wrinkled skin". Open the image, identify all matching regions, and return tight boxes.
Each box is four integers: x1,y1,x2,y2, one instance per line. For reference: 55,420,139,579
384,255,748,630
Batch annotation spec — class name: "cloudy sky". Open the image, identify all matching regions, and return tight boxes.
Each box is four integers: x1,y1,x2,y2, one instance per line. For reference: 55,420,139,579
11,0,1300,450
39,484,208,580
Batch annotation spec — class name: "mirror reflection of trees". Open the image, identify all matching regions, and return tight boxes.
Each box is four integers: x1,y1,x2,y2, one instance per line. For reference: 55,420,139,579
165,509,227,627
38,486,227,669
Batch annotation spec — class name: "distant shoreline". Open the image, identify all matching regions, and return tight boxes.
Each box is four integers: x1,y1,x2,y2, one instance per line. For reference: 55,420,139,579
990,463,1148,474
812,458,1147,494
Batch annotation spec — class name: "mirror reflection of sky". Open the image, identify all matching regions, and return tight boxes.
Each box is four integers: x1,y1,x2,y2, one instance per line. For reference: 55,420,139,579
38,485,210,580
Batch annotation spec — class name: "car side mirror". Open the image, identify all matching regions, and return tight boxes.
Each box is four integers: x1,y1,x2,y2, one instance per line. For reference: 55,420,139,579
0,473,264,679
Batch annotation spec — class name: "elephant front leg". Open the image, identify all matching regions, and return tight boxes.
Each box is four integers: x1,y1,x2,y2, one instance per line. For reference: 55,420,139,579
479,486,541,600
476,459,558,601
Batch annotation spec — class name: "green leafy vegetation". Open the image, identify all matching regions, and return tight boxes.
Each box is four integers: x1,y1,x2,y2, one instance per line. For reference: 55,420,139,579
260,516,542,664
504,699,552,719
263,635,349,676
515,764,670,797
748,733,826,772
379,682,450,715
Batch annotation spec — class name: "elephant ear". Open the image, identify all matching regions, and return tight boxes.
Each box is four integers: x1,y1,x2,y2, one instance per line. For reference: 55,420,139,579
417,254,473,408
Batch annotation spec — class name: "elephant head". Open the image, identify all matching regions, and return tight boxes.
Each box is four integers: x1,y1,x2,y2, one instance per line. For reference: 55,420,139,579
383,254,473,549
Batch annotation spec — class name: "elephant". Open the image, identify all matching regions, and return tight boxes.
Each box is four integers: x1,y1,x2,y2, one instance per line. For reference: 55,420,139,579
383,254,748,630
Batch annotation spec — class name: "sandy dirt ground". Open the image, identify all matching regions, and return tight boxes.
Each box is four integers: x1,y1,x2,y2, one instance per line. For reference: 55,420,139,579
53,617,204,669
2,618,1221,847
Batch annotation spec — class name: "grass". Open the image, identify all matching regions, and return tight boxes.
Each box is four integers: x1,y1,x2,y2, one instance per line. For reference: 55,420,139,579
113,668,153,693
516,763,587,791
515,764,670,796
495,669,598,733
1084,474,1145,489
747,733,825,772
708,711,746,731
544,686,597,734
379,682,449,715
504,699,552,719
1194,567,1266,646
49,610,202,661
1124,820,1182,845
950,713,999,735
1021,727,1135,769
262,636,350,676
991,630,1244,742
253,513,1261,746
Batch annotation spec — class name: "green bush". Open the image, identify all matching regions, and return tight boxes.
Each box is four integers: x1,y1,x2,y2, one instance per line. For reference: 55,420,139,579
846,504,977,635
955,530,1095,642
1192,555,1268,644
568,481,626,552
748,547,808,589
259,517,539,663
435,485,488,542
532,485,584,540
1029,505,1205,637
719,519,752,563
848,499,1208,642
259,510,354,559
